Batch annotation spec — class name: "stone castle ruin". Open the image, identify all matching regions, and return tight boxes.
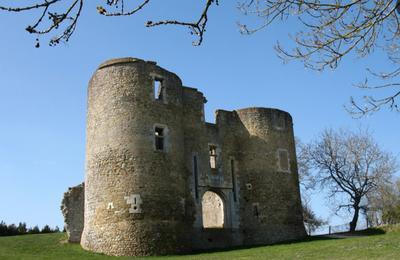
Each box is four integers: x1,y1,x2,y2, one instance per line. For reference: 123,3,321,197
61,57,306,256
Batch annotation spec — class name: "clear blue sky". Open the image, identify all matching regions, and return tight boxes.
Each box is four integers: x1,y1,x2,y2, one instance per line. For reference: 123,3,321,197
0,1,398,229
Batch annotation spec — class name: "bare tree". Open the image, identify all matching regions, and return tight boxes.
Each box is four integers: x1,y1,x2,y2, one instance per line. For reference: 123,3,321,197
299,128,398,231
238,0,400,116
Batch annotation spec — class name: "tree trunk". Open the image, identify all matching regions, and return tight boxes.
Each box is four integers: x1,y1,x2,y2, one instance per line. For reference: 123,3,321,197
349,202,360,232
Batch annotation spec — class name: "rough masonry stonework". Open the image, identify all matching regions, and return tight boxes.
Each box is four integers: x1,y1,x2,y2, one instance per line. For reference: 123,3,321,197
61,183,84,243
61,57,306,256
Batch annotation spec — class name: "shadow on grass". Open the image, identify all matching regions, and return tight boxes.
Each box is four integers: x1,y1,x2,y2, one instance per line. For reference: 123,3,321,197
354,227,386,236
181,227,386,256
181,236,334,256
315,227,386,238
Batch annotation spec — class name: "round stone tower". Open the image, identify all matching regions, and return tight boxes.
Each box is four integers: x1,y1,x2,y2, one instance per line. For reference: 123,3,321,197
81,58,193,256
234,108,305,244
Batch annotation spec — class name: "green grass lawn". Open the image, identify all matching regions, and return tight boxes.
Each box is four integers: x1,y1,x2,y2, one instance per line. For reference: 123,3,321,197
0,225,399,260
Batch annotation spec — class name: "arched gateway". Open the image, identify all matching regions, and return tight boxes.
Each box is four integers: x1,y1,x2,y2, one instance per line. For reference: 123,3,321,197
202,191,225,228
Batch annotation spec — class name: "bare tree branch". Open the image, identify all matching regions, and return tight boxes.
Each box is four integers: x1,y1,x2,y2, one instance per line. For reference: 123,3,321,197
0,0,219,47
239,0,400,116
0,0,84,47
144,0,219,46
1,0,399,114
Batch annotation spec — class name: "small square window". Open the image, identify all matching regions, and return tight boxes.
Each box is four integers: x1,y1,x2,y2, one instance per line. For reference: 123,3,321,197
155,127,164,151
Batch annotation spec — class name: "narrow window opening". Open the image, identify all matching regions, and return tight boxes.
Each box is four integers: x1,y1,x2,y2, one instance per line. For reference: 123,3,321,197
278,149,290,172
155,127,164,151
193,156,199,199
253,203,259,217
154,78,164,101
231,159,237,202
209,145,217,169
201,104,205,122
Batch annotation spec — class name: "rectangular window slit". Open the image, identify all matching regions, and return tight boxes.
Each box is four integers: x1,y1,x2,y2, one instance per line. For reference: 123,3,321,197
193,156,199,199
155,127,164,151
154,78,163,101
231,159,237,202
278,150,289,172
209,145,217,169
253,204,259,217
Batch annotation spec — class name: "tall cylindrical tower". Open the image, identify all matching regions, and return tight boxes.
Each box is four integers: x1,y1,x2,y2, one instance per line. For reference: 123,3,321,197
81,58,193,256
235,108,306,245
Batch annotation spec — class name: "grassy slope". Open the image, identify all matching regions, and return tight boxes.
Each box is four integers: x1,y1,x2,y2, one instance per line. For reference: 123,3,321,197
0,225,399,260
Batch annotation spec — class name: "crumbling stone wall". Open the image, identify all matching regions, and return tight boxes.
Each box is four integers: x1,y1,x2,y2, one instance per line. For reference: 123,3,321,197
61,183,84,243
